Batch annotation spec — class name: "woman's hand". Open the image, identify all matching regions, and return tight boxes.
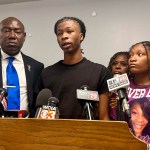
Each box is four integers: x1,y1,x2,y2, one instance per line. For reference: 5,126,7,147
109,93,118,108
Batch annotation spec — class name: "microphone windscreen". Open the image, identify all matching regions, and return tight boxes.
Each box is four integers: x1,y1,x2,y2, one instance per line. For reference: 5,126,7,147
36,89,52,108
0,88,7,97
48,97,59,107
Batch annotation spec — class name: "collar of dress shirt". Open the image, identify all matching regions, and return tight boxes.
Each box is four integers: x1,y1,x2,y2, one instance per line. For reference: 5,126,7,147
1,49,23,62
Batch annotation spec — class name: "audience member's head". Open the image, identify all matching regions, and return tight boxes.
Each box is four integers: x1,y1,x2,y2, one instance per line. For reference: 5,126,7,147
108,51,129,75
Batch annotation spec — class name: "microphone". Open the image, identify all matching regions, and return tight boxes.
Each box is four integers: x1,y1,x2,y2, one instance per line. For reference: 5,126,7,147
107,73,131,119
0,88,7,117
77,85,99,120
76,86,99,101
38,97,59,119
0,88,7,109
35,88,52,118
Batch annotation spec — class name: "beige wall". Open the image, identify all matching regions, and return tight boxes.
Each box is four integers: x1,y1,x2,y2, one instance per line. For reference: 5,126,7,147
0,0,150,67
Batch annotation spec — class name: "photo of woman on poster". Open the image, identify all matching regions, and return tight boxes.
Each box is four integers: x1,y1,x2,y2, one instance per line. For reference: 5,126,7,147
128,97,150,143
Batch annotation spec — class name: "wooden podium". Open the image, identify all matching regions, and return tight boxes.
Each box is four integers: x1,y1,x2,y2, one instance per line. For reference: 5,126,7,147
0,119,147,150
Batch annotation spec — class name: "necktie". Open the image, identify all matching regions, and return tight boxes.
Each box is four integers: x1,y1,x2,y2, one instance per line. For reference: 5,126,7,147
6,57,20,110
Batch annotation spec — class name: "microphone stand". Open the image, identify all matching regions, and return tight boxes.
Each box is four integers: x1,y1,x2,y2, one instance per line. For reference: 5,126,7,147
116,89,135,136
116,98,124,121
84,101,94,120
80,85,94,120
116,88,127,121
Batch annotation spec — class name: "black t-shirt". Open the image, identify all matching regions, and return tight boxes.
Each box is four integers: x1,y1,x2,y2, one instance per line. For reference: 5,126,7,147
35,58,112,119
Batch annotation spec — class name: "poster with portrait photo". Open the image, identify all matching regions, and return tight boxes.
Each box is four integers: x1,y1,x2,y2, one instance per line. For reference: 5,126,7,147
127,97,150,144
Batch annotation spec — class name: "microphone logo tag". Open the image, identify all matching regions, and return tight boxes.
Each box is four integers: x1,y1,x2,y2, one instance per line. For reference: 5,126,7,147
43,105,56,110
107,73,130,92
39,109,56,119
76,89,99,101
39,105,59,119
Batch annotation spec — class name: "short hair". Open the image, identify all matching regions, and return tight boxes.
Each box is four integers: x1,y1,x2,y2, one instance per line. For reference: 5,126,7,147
0,17,25,32
54,17,86,40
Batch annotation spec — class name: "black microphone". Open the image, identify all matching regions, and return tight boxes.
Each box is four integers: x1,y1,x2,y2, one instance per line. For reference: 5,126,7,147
0,88,7,98
38,97,59,119
0,88,7,107
107,73,131,119
0,88,7,117
77,85,99,120
35,88,52,118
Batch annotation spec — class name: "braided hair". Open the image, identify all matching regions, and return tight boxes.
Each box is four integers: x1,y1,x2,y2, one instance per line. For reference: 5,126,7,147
54,16,86,41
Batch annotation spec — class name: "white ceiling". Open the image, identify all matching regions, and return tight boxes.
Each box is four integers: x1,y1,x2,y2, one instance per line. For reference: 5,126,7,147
0,0,40,5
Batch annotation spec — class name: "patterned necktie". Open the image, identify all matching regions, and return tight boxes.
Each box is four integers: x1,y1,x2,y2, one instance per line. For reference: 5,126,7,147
6,57,20,110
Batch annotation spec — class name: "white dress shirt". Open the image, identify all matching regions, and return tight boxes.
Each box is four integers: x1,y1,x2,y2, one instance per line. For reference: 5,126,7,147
1,50,29,111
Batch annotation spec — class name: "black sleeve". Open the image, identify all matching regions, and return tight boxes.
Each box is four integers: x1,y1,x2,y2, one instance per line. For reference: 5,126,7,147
98,66,112,94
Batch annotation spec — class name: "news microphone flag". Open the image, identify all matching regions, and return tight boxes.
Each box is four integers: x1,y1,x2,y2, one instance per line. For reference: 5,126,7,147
37,97,59,119
107,73,131,119
37,105,59,119
76,85,98,120
107,73,130,92
76,89,99,101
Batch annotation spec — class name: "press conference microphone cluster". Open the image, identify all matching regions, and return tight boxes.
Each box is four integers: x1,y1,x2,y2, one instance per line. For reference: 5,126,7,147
35,89,59,119
107,73,131,119
76,85,99,120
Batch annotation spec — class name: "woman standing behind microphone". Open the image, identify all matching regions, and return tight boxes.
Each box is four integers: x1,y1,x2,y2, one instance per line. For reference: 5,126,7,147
108,51,129,120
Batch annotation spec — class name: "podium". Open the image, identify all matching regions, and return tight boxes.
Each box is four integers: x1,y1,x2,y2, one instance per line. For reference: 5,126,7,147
0,119,147,150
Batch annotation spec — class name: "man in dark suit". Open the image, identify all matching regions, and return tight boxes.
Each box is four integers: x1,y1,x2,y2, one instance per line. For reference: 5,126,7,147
0,17,44,117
